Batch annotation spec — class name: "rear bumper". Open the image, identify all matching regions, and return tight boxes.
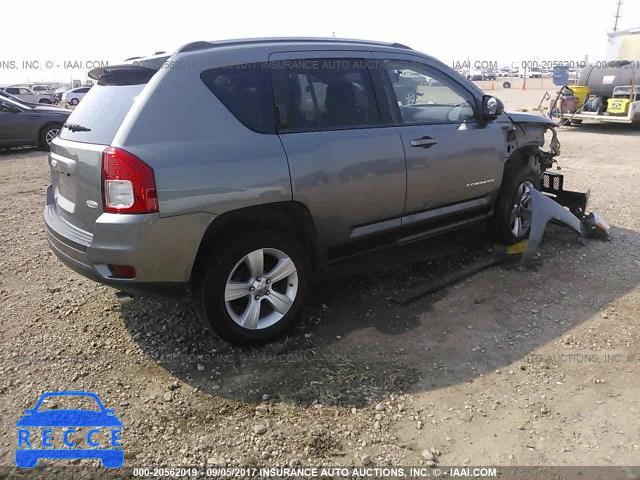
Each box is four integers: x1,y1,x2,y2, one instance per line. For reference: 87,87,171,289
44,185,215,297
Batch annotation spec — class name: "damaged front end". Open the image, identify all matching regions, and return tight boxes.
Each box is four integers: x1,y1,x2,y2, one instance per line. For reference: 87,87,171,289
504,112,589,219
503,113,606,265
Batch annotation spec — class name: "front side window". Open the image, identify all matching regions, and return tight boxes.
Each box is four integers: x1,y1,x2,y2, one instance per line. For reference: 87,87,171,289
200,63,276,134
275,58,380,131
19,88,31,95
384,62,475,124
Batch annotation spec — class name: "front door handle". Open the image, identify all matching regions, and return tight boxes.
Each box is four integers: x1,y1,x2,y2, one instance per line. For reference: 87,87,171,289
410,137,438,148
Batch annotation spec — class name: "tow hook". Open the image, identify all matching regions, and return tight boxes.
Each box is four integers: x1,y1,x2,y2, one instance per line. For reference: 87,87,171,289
116,291,135,306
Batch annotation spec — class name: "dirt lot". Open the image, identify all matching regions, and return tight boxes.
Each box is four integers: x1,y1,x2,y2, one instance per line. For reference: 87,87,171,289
0,111,639,477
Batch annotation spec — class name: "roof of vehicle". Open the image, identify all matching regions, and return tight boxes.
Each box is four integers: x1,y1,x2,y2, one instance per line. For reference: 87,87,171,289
176,37,412,53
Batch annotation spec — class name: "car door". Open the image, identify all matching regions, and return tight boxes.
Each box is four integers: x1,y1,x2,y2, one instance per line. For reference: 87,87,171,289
0,101,33,144
18,88,38,103
270,51,407,253
372,54,504,223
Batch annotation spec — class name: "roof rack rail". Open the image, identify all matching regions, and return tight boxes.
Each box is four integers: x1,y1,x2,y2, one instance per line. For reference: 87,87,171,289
176,37,412,54
178,41,215,53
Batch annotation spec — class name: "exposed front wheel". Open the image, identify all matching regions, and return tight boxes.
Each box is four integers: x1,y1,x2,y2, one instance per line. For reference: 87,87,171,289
70,98,79,105
198,232,310,345
491,163,541,244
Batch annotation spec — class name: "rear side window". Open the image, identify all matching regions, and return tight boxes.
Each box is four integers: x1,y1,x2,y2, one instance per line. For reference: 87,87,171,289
59,84,145,145
273,58,381,131
200,64,276,134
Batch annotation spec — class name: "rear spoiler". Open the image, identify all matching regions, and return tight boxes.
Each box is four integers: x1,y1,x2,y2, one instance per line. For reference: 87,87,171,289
88,56,170,86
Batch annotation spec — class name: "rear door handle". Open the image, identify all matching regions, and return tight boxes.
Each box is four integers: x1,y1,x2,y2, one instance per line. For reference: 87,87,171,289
410,137,438,148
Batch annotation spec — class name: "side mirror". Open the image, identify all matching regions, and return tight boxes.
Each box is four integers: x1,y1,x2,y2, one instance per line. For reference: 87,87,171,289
481,95,504,120
388,71,400,83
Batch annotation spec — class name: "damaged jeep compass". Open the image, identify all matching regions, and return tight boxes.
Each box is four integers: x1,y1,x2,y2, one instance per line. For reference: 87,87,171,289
45,37,576,345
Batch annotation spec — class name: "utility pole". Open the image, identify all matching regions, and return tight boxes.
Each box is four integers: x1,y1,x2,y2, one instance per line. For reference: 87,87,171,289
613,0,622,32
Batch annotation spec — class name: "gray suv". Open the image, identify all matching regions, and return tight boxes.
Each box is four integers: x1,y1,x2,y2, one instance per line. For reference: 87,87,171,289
45,37,565,345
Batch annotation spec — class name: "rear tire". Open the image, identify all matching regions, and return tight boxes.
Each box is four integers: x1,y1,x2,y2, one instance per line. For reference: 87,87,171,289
198,231,310,346
38,123,61,151
70,98,79,105
491,162,541,244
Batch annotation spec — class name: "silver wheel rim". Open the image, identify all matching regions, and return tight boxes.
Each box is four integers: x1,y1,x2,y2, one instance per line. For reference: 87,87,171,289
224,248,298,330
404,92,416,105
45,128,60,144
510,181,534,237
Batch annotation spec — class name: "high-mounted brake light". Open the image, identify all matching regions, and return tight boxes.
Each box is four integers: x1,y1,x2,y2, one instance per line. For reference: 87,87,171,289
102,147,158,214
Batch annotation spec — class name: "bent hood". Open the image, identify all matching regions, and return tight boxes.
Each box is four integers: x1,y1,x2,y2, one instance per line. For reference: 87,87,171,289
506,111,558,127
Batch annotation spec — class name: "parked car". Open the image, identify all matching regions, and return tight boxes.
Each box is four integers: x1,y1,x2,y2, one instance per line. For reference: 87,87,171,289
482,69,499,80
45,37,564,345
528,67,543,78
31,84,56,95
61,86,91,105
0,96,70,149
1,86,55,104
54,86,69,104
0,88,40,107
390,70,422,105
466,69,484,81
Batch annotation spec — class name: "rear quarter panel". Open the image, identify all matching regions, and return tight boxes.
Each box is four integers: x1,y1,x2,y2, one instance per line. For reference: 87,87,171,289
111,49,292,218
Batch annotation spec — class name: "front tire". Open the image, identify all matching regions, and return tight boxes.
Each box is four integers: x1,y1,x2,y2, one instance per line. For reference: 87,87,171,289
492,163,541,244
70,98,79,105
198,231,310,346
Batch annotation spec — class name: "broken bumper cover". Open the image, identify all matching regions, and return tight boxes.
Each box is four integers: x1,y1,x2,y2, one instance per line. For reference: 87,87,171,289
541,170,589,218
521,173,608,266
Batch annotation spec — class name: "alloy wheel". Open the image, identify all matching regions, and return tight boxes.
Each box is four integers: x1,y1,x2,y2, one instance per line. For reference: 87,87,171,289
224,248,298,330
45,128,60,145
510,181,534,237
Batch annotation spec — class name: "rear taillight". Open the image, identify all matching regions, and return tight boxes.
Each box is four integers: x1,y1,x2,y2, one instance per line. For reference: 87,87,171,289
102,147,158,214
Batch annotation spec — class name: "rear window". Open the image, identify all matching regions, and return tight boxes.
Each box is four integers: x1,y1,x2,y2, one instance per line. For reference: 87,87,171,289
200,63,276,134
58,84,144,145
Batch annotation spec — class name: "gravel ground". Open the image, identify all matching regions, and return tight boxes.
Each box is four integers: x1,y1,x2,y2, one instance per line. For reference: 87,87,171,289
0,120,639,478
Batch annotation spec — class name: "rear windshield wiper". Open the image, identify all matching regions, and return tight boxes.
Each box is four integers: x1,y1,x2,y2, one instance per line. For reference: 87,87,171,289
63,122,91,132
